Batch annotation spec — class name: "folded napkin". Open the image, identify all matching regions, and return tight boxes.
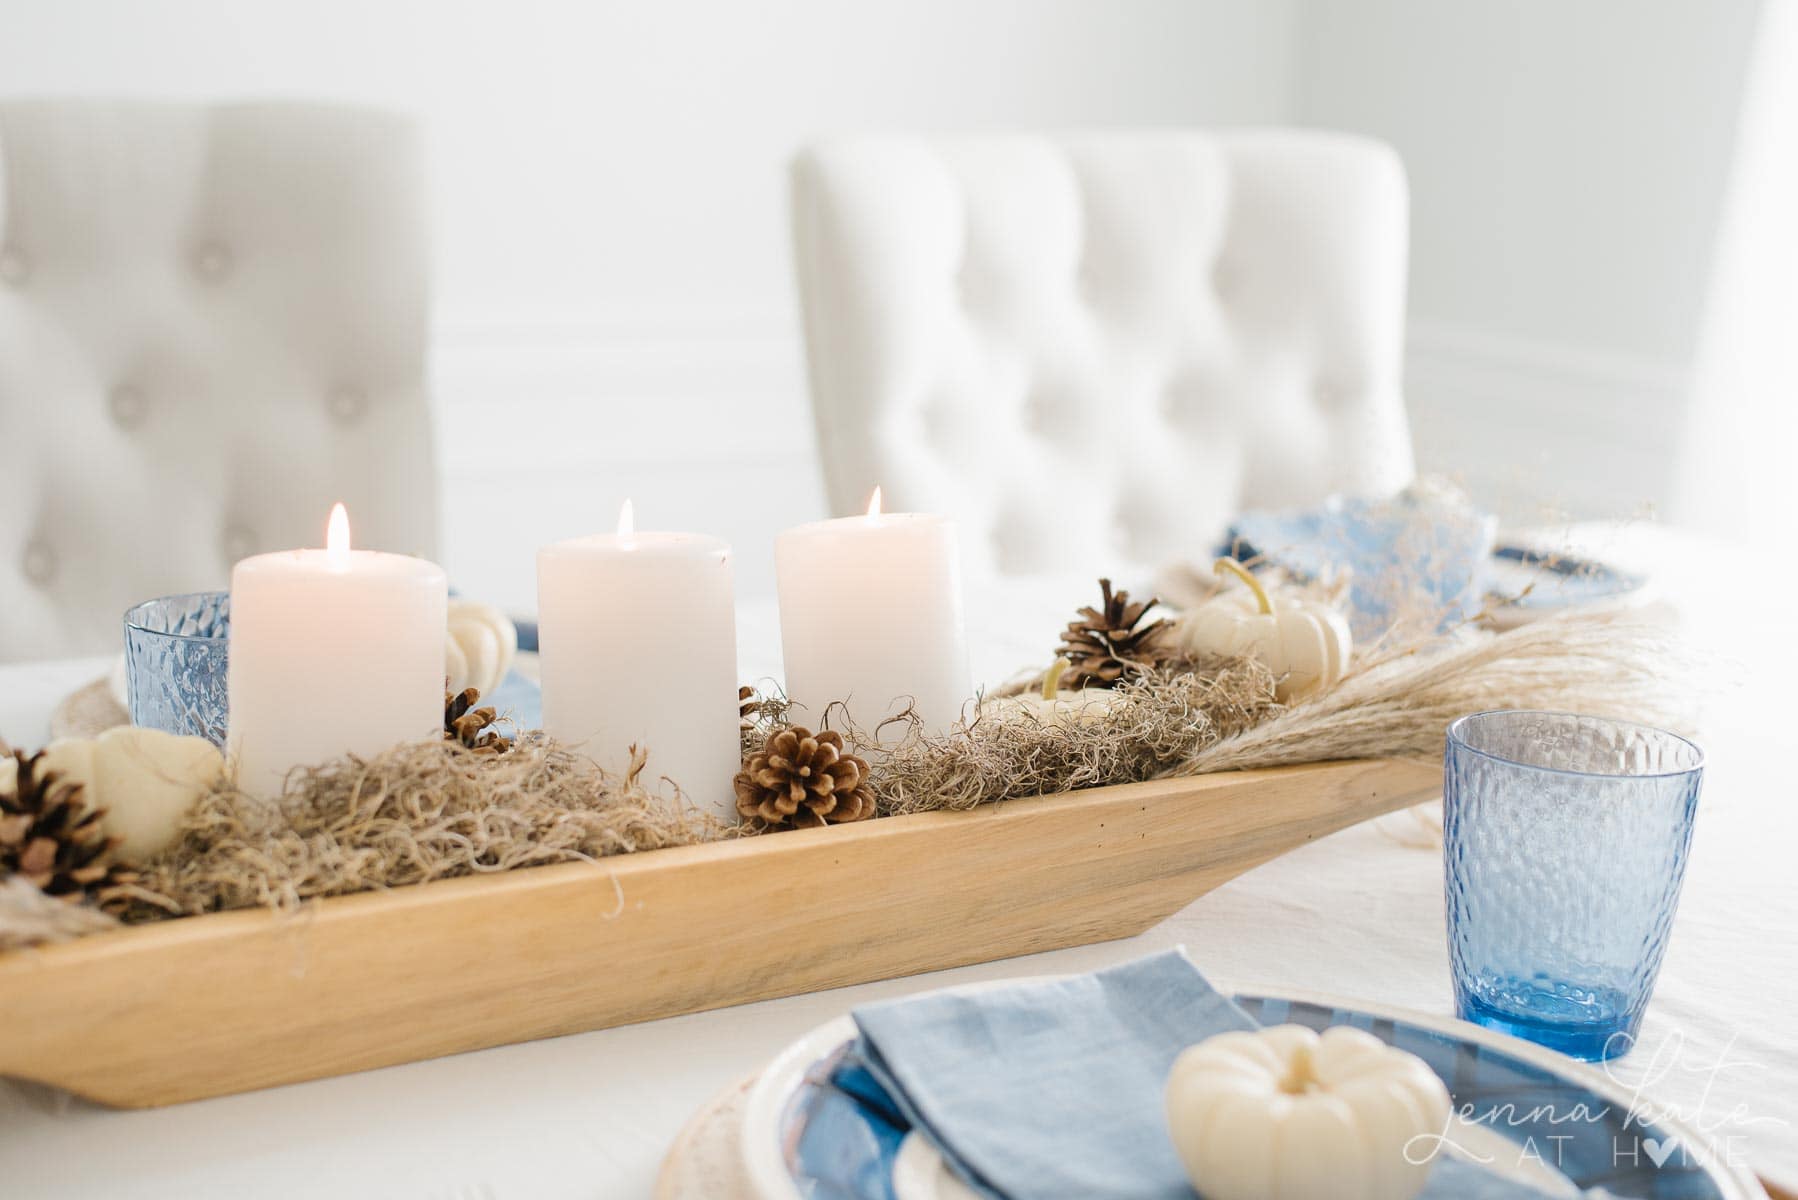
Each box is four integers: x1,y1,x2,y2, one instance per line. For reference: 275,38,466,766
1225,478,1498,640
837,950,1569,1200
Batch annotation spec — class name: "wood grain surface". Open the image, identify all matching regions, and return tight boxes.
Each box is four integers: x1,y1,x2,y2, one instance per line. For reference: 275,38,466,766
0,758,1441,1108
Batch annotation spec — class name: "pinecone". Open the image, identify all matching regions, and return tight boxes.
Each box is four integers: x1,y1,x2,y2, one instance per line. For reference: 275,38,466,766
444,688,512,755
0,751,139,911
1057,578,1167,688
734,727,875,830
738,685,761,729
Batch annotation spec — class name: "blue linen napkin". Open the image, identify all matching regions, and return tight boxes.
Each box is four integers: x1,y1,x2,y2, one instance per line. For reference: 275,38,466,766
838,950,1568,1200
1226,481,1498,640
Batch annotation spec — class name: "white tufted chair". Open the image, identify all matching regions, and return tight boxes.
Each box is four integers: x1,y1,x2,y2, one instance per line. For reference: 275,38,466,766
790,131,1416,579
0,100,435,662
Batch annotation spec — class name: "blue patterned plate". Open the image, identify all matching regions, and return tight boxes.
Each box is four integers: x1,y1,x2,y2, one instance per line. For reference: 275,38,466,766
741,982,1764,1200
1486,545,1648,611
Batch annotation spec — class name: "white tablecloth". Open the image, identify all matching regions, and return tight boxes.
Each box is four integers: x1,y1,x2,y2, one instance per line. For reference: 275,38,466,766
1,533,1793,1198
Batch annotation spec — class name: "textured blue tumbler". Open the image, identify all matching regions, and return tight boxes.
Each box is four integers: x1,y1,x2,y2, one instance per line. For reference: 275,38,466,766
1444,710,1702,1061
123,591,231,747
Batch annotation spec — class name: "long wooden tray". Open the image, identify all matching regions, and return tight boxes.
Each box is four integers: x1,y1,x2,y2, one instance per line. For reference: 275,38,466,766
0,758,1440,1108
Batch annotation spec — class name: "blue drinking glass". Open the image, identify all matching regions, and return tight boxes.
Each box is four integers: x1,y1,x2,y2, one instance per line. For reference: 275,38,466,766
123,592,231,747
1444,710,1703,1061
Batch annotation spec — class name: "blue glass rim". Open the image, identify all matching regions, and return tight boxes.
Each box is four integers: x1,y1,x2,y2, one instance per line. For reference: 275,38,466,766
1447,709,1703,781
122,591,230,642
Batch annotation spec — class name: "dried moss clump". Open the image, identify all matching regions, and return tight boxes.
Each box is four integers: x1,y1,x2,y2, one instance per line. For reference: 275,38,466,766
868,657,1283,817
119,737,728,919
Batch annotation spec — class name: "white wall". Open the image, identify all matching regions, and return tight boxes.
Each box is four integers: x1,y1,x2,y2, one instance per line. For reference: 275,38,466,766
1292,0,1764,522
0,0,1301,610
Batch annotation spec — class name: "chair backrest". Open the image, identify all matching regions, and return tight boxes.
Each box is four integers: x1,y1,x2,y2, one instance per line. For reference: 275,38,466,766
790,130,1415,580
0,100,434,661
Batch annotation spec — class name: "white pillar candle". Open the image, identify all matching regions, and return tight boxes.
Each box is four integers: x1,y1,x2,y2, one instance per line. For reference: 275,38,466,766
227,504,447,797
537,501,740,820
776,490,972,739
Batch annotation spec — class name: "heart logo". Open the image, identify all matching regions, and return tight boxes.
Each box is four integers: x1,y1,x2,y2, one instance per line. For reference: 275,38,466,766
1641,1137,1678,1168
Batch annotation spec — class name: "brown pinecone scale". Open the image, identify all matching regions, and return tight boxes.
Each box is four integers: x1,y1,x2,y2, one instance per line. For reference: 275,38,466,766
1057,578,1167,688
444,688,512,755
1,750,139,910
734,727,875,830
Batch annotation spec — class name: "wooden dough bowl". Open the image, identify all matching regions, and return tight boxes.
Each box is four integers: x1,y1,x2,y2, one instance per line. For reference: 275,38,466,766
0,758,1441,1108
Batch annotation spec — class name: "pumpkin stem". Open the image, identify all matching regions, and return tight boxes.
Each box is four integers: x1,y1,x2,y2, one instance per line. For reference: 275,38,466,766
1041,658,1071,699
1279,1044,1320,1095
1213,557,1274,616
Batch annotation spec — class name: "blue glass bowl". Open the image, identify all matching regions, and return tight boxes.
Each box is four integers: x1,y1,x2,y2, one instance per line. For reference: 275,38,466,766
123,592,231,747
1445,710,1703,1061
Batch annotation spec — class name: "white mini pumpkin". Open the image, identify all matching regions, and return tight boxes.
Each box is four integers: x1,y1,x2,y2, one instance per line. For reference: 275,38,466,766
445,599,518,698
981,659,1120,728
40,727,223,862
1171,559,1352,701
1165,1024,1451,1200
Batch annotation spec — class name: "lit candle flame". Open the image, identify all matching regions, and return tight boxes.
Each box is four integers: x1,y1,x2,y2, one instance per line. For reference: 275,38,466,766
326,503,351,567
617,498,635,538
866,487,882,519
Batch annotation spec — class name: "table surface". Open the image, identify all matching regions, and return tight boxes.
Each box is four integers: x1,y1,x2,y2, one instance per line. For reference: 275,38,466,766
1,527,1793,1199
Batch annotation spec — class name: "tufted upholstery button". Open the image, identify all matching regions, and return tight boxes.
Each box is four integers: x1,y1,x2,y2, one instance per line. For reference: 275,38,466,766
1020,392,1048,435
193,241,233,281
1076,263,1103,306
0,246,30,286
21,539,56,585
327,384,367,424
220,524,258,565
919,394,962,450
987,524,1029,572
955,267,996,318
1315,376,1363,409
1211,258,1237,300
1161,373,1220,427
108,383,148,429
